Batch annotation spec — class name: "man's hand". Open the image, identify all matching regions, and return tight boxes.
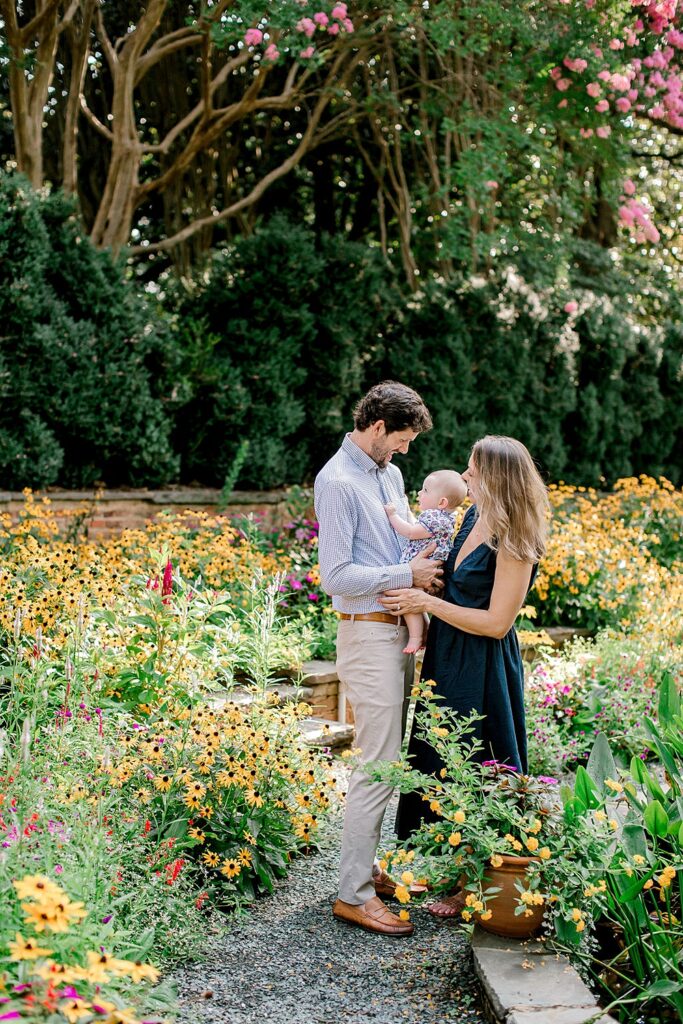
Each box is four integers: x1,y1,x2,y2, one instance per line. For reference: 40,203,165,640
384,502,397,517
409,544,443,589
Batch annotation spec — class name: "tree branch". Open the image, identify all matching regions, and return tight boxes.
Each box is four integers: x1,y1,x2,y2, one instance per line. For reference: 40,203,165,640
130,52,351,255
80,95,114,140
18,0,61,46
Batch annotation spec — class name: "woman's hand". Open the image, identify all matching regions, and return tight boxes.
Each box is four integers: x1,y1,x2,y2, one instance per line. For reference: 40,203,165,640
380,587,430,616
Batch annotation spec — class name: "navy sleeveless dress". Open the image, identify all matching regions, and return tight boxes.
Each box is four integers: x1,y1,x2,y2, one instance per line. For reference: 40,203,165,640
396,504,534,841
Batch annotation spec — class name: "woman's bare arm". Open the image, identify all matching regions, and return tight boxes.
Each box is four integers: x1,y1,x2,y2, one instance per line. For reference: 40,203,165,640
381,550,533,639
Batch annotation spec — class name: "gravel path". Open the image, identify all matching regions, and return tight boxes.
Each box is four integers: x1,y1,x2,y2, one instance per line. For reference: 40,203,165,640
174,798,486,1024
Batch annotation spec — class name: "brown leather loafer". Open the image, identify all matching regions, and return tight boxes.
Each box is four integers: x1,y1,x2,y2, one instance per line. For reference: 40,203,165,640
332,896,414,936
373,869,428,899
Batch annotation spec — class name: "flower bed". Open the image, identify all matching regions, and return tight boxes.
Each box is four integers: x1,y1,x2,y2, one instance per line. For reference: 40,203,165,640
0,496,338,1023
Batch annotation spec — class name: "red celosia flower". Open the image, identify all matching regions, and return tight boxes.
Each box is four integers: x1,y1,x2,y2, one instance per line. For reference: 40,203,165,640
161,559,173,603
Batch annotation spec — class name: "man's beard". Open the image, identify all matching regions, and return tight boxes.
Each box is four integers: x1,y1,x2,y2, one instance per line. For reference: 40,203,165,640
370,442,392,468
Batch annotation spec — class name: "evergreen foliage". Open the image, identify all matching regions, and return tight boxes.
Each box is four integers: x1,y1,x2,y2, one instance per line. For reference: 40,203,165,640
0,174,178,489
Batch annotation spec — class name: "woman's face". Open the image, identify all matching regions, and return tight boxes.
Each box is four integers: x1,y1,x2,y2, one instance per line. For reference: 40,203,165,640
462,457,480,503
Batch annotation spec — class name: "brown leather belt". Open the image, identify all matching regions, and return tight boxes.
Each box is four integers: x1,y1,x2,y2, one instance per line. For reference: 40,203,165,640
338,612,401,625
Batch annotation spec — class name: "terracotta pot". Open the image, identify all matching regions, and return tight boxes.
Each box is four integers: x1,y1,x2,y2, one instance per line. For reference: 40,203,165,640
476,854,545,938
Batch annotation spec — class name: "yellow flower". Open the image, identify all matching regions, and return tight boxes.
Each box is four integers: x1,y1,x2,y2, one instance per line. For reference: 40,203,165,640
538,847,551,860
14,875,64,902
605,778,623,793
633,854,646,866
525,837,539,852
528,819,542,835
201,850,220,868
490,854,503,868
59,999,92,1022
220,859,241,879
461,909,472,922
429,800,442,815
8,933,54,960
238,847,253,867
453,809,466,824
112,960,160,984
399,909,410,922
448,832,462,847
643,878,654,890
401,871,415,885
394,884,411,904
479,910,492,921
153,774,172,792
188,827,206,843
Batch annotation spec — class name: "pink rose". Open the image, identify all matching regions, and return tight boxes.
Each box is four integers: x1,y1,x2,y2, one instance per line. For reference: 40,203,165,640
331,3,348,17
586,82,601,97
557,98,568,108
313,11,329,25
556,78,571,91
564,301,578,313
485,180,498,189
550,66,563,80
264,43,280,61
595,99,609,112
596,125,611,138
615,97,631,112
299,46,315,58
597,70,611,81
580,127,594,138
623,179,636,195
244,28,263,47
327,22,339,34
343,18,354,32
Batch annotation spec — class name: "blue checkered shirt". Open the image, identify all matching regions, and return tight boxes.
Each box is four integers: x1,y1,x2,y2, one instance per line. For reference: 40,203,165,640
314,434,414,614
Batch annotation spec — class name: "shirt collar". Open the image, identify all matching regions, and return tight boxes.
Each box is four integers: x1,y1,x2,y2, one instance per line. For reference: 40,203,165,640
342,433,381,475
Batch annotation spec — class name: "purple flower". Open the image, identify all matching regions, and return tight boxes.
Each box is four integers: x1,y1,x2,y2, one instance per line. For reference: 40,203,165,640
537,775,559,785
307,593,319,602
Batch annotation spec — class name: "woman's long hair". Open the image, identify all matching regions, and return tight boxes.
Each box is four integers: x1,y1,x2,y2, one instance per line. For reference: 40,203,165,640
472,436,549,563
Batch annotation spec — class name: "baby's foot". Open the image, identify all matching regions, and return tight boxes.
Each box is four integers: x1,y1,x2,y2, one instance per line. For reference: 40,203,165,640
403,636,424,655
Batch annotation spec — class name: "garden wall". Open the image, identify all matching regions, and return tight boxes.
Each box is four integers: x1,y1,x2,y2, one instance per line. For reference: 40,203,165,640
0,488,291,538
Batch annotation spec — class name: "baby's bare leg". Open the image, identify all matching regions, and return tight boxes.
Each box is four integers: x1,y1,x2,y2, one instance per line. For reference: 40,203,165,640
402,612,425,654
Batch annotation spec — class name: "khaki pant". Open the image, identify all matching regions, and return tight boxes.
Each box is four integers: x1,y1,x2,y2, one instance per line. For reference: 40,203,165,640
336,618,414,905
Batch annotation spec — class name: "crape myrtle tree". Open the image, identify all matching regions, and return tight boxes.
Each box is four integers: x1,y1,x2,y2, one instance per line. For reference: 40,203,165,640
0,0,681,280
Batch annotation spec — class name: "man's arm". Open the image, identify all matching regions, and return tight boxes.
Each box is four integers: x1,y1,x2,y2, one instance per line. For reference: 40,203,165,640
315,480,413,597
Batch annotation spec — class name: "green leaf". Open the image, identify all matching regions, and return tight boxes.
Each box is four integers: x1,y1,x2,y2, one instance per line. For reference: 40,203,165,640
586,732,617,790
617,867,658,903
643,800,669,839
658,671,680,726
645,979,683,997
620,820,648,860
574,766,600,810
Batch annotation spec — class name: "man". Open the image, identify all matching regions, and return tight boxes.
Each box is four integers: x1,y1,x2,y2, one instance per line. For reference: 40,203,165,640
314,381,442,937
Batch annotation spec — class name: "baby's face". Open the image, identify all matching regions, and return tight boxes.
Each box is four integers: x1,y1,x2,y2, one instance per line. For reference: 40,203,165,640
417,476,444,511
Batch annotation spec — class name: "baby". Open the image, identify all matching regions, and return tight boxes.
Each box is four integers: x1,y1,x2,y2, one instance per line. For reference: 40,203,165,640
384,469,468,654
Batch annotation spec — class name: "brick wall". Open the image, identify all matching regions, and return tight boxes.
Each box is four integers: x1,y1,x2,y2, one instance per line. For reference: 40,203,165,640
0,488,293,539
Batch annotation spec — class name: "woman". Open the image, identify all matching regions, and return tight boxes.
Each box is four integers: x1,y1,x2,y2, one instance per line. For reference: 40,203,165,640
379,435,549,915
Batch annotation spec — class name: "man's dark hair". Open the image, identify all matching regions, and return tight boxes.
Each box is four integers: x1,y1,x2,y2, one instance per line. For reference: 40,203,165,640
353,381,433,433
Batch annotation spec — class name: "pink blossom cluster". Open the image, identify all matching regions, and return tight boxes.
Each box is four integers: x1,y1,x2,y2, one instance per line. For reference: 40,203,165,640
551,0,683,134
618,193,661,242
548,0,682,243
243,4,354,64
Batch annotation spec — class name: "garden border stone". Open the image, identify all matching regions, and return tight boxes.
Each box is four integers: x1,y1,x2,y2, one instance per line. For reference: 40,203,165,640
471,928,618,1024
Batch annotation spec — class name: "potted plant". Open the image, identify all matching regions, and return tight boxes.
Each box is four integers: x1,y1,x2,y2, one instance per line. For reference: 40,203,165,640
368,679,614,941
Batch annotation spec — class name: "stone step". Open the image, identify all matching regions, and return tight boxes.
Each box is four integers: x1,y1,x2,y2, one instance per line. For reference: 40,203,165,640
298,717,355,750
209,683,314,708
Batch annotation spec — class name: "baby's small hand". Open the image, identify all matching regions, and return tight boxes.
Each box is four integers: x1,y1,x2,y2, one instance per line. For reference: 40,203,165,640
384,502,397,516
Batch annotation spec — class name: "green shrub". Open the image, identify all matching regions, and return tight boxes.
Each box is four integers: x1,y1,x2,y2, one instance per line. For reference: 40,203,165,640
0,172,178,488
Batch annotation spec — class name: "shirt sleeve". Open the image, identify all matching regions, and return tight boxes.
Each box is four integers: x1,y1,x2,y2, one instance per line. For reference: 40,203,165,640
315,479,413,597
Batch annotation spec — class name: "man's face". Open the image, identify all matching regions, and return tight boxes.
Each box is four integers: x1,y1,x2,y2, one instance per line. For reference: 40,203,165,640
369,424,419,468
